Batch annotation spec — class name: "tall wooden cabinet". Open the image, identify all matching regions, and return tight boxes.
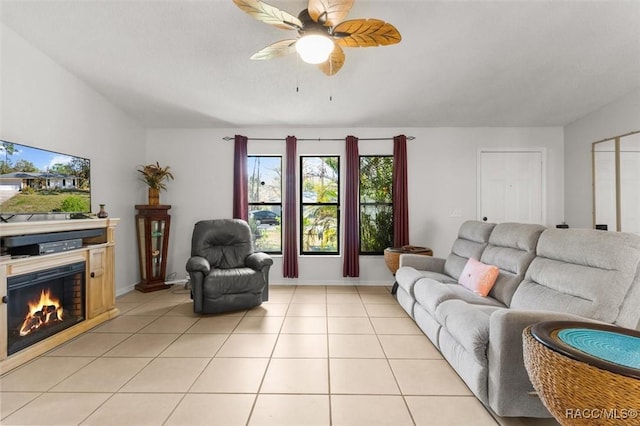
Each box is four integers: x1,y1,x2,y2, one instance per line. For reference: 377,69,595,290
135,205,171,292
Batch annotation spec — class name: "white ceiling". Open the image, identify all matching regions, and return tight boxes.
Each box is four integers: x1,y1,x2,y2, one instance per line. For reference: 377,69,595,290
2,0,639,128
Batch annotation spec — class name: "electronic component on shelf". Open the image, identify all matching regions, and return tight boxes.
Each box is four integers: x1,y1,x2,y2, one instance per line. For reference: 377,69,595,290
9,239,83,256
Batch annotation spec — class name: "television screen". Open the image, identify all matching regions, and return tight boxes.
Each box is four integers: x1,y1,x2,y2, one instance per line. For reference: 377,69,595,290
0,140,91,215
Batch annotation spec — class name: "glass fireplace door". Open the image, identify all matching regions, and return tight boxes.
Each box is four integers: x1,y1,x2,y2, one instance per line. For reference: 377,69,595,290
6,262,85,356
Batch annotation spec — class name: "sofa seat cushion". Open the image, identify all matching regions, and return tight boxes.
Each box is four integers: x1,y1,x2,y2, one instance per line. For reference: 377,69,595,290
396,267,456,296
204,267,265,297
435,300,504,366
414,278,506,314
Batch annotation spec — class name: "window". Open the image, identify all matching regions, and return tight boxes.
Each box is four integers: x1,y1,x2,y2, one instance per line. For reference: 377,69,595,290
248,156,282,253
359,156,393,254
300,156,340,254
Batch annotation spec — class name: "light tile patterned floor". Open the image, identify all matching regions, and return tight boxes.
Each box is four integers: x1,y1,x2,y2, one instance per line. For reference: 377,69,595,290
0,285,559,425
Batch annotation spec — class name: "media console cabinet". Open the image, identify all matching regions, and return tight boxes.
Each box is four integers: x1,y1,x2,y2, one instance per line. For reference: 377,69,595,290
0,218,119,374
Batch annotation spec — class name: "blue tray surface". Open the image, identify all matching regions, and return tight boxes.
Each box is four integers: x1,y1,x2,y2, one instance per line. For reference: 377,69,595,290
557,328,640,369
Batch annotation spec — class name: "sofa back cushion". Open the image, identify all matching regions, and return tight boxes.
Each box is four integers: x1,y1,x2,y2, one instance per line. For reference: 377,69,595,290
191,219,254,269
480,222,545,306
444,221,496,281
511,228,640,325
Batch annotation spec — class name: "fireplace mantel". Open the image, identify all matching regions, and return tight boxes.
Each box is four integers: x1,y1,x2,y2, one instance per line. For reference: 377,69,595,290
1,218,119,374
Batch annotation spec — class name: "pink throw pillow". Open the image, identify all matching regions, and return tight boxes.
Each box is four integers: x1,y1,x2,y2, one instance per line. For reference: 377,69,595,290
458,258,499,297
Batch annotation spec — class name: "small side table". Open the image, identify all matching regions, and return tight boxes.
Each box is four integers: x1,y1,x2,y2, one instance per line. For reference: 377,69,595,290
384,245,433,275
523,321,640,425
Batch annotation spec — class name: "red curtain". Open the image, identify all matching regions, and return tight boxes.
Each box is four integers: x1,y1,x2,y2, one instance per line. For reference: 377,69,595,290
233,135,248,221
393,135,410,247
283,136,299,278
343,135,360,277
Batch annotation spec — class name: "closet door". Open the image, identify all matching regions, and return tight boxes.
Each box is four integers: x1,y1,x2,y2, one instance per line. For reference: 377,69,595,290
620,133,640,234
478,149,545,224
593,131,640,234
593,140,617,231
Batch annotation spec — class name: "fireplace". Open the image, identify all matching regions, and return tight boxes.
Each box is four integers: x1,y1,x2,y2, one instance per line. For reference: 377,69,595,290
7,262,86,356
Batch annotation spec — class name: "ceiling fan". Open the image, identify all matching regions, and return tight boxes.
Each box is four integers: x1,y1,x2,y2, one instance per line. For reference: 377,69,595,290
232,0,402,75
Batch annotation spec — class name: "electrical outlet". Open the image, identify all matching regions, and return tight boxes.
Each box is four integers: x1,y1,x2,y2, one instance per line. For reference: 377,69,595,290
450,209,463,217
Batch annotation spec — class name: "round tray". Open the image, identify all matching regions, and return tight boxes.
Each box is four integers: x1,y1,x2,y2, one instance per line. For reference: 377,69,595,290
530,321,640,379
523,322,640,425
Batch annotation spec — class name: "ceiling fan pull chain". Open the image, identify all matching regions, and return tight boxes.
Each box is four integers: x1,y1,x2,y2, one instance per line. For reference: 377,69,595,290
329,61,333,101
296,54,300,93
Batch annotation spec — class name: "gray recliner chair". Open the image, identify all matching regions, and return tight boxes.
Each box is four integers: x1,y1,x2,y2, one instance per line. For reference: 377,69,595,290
186,219,273,314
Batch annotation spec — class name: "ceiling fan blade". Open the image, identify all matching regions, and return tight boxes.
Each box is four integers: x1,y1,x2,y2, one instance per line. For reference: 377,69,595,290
250,39,297,60
233,0,302,30
334,19,402,47
318,44,346,76
307,0,354,27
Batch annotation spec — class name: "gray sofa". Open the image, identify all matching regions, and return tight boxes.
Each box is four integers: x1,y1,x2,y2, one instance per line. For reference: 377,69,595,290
395,221,640,418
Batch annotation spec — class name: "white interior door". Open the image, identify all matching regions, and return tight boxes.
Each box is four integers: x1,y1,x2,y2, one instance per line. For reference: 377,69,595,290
478,149,545,224
620,133,640,235
593,140,617,231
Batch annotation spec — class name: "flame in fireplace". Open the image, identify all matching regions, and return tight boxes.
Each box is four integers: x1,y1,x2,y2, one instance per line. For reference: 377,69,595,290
19,289,64,336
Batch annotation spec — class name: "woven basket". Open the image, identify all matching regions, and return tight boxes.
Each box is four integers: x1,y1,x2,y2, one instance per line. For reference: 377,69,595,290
383,245,432,275
523,326,640,426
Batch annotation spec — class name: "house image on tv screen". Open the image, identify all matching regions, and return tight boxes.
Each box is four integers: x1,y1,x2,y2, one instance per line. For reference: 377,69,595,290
0,140,91,214
0,171,82,191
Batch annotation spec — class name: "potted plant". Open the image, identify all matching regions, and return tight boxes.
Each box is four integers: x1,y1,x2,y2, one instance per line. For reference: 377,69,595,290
137,162,174,205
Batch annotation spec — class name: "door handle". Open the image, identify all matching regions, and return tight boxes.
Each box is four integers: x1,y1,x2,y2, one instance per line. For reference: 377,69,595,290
482,217,488,222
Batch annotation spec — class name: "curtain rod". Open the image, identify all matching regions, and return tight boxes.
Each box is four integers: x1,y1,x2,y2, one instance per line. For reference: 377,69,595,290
222,136,415,142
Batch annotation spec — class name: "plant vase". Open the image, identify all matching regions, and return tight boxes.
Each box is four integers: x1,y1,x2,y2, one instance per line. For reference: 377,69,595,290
97,204,108,218
148,188,160,205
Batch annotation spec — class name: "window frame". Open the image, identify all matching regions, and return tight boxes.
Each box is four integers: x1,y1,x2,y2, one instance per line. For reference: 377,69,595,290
247,155,282,255
299,155,341,255
359,155,394,255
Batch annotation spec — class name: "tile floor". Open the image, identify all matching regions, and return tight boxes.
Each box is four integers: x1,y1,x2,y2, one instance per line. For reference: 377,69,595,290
0,285,559,426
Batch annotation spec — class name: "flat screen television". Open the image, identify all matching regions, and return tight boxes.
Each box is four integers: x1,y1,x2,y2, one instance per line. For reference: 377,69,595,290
0,140,91,217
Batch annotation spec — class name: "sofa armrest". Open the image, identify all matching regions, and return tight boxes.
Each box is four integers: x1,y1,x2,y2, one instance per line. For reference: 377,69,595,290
246,252,273,302
186,256,211,274
185,256,211,313
246,252,274,271
487,309,603,417
399,254,446,272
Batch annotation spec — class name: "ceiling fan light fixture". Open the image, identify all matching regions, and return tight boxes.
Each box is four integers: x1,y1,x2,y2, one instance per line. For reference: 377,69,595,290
233,0,402,75
295,34,334,64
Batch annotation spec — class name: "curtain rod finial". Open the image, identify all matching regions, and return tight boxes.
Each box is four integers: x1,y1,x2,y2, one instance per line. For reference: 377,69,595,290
223,136,233,141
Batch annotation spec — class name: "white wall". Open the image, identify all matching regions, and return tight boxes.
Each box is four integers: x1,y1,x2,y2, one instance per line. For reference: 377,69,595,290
1,25,145,295
0,22,571,289
564,88,640,229
147,126,564,285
